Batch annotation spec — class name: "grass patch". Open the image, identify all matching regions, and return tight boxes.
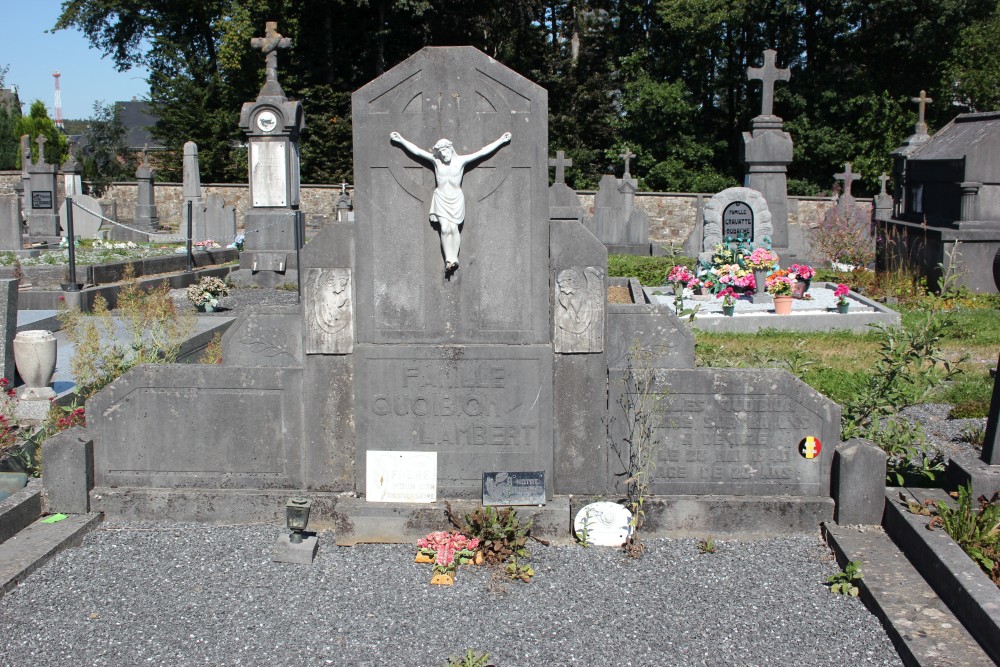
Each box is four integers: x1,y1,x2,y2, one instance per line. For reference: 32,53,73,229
607,254,694,286
932,371,994,419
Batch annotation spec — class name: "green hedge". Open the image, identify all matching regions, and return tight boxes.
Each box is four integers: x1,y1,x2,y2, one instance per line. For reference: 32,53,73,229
607,254,696,286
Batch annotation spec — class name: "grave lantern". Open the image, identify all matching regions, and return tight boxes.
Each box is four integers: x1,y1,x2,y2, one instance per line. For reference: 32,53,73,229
285,496,311,544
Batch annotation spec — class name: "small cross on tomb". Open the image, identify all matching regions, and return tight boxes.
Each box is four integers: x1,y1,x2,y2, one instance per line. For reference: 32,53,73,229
878,173,890,196
340,182,349,193
35,135,47,164
834,162,861,197
620,148,636,178
911,90,933,134
251,21,293,84
141,143,150,166
548,150,573,184
747,49,791,117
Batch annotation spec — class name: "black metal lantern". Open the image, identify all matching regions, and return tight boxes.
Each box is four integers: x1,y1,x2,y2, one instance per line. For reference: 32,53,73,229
285,497,312,544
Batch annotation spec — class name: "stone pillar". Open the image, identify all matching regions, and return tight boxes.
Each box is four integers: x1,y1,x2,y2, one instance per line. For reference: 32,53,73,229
62,151,83,198
182,141,205,239
960,182,981,222
833,439,887,525
134,155,159,232
41,428,94,514
983,354,1000,466
743,117,793,247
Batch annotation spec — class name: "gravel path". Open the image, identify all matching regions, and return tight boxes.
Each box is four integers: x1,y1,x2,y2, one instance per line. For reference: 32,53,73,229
0,523,903,667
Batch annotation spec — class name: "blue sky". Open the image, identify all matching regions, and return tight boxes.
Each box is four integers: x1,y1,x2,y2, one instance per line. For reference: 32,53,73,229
2,1,150,120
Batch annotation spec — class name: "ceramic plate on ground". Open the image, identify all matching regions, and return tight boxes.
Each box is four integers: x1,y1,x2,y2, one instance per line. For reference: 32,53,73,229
574,501,633,546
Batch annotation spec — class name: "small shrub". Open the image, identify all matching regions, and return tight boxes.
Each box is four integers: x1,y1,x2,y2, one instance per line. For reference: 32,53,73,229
697,536,716,554
930,485,1000,585
958,423,986,447
442,650,493,667
811,204,875,269
199,332,224,365
448,503,538,583
827,560,863,596
275,281,298,291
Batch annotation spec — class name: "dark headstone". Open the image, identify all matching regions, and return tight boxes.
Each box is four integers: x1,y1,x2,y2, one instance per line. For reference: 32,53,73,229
482,471,545,506
722,200,753,239
31,192,52,209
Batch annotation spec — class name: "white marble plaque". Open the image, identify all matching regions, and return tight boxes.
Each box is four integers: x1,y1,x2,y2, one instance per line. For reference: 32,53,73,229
574,501,633,546
250,141,288,207
366,450,437,503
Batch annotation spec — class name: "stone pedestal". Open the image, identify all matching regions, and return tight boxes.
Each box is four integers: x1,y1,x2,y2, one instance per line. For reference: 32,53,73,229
742,116,793,248
272,533,318,564
833,439,887,525
42,428,94,514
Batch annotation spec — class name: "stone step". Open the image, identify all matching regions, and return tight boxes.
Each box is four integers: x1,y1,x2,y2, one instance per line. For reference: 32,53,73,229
0,512,102,599
0,478,42,546
885,487,1000,664
824,522,994,667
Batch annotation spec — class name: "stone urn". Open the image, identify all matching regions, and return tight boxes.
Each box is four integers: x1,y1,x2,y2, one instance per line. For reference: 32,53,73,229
13,330,57,400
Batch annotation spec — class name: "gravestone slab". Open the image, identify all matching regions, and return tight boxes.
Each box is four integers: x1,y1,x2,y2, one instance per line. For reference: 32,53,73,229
352,46,549,345
200,193,237,243
87,365,304,489
482,471,545,505
701,187,773,257
59,194,104,238
722,201,754,239
354,344,553,498
553,266,604,353
0,194,22,251
0,279,17,382
607,280,695,370
221,306,303,367
608,368,839,496
303,268,353,354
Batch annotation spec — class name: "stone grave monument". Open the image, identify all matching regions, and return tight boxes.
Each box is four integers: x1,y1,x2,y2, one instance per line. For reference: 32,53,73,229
0,194,23,251
84,45,845,542
581,149,650,255
695,186,773,261
891,90,934,217
132,146,159,235
834,162,862,217
181,141,206,239
884,110,1000,293
58,194,104,240
231,21,306,287
25,136,60,243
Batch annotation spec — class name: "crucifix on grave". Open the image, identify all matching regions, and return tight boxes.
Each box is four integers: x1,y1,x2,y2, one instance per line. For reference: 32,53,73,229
251,21,292,90
834,162,862,215
620,148,636,178
878,173,890,196
35,135,48,166
911,90,933,135
747,49,791,118
548,150,573,185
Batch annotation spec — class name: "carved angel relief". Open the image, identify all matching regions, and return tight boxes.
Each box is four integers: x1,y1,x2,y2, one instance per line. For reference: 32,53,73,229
554,266,604,353
305,268,354,354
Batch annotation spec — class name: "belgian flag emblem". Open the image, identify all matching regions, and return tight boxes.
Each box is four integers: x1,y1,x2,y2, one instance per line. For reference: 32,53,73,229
798,436,822,459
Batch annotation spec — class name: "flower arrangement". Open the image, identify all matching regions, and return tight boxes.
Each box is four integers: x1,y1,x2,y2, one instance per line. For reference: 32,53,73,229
666,265,695,285
788,263,815,281
194,239,222,250
746,247,778,271
416,530,481,577
186,276,229,309
716,286,737,307
833,283,850,305
765,269,795,296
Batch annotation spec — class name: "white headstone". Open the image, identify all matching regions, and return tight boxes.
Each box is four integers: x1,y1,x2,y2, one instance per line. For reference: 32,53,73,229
250,141,288,207
574,501,633,546
59,194,105,239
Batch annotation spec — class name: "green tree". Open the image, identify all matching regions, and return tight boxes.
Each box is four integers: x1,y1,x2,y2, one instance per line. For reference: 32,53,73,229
942,5,1000,112
16,100,67,167
82,101,136,196
0,64,18,170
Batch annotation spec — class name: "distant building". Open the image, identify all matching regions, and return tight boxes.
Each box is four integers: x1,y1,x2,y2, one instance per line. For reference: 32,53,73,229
115,100,163,151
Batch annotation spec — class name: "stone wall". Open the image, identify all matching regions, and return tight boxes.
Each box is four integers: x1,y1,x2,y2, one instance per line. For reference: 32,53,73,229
0,171,860,248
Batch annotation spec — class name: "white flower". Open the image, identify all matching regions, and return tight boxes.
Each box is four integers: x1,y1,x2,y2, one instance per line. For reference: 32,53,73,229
682,287,694,299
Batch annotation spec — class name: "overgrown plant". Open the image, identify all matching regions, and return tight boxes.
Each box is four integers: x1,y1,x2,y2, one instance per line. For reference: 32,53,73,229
442,649,493,667
811,204,875,269
827,560,863,596
697,537,716,554
446,503,543,583
59,264,195,399
930,485,1000,585
606,344,661,558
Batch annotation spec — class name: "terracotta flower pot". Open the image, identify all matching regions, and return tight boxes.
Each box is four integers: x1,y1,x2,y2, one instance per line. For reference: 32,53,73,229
773,295,793,315
414,553,434,564
430,572,455,586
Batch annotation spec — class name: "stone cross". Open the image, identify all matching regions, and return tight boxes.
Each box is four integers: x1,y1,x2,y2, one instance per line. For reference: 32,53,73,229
878,173,890,196
620,148,636,178
251,22,292,84
141,143,149,166
35,135,47,165
911,90,933,135
340,182,349,193
548,150,573,184
747,49,791,117
834,162,861,197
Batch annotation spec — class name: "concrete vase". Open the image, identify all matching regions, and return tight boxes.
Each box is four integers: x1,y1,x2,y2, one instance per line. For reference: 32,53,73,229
13,330,57,391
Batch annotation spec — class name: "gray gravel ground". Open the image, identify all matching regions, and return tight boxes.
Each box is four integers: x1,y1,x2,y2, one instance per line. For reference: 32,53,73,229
0,523,903,667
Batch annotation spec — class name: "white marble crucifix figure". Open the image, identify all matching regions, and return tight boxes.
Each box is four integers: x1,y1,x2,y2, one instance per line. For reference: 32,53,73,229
389,131,512,273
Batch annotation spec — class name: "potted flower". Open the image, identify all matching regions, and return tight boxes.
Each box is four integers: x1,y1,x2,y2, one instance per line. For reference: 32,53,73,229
186,276,229,312
716,287,738,316
788,263,815,298
746,247,778,294
415,530,481,585
834,283,851,314
765,269,795,314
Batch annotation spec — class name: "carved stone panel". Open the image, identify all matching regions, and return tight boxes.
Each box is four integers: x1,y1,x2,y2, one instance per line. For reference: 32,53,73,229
304,268,354,354
222,306,303,367
250,140,288,207
553,266,604,353
354,344,553,498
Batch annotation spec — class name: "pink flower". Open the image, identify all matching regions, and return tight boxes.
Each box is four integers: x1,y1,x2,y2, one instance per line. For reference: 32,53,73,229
833,283,850,298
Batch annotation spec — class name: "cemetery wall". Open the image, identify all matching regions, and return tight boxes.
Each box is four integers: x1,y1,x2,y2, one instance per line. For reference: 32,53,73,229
0,171,861,246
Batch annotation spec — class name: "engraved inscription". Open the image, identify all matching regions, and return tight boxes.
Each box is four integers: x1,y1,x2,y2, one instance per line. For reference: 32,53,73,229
722,201,753,239
554,266,604,353
250,141,287,207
